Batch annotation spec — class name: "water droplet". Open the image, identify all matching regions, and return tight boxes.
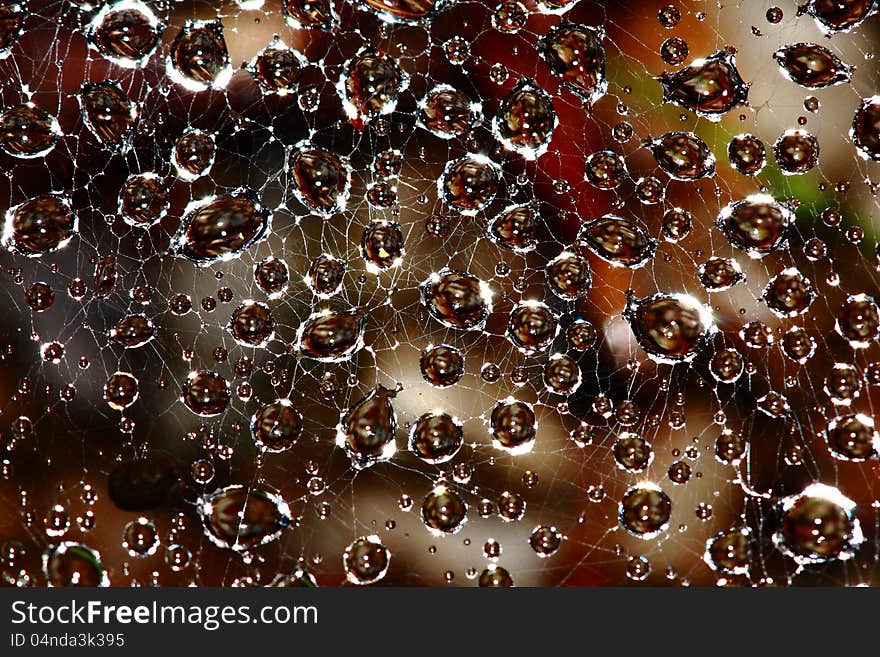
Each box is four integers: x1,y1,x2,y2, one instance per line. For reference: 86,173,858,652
409,412,463,464
297,309,364,362
339,47,407,124
773,129,819,174
439,154,500,215
774,483,863,564
167,20,232,91
421,269,492,330
343,535,390,585
172,129,215,180
119,173,168,227
488,203,538,252
422,485,468,534
87,1,161,68
2,194,76,256
576,215,657,268
763,267,815,317
619,483,672,539
336,385,398,469
44,542,109,587
290,144,351,215
805,0,875,33
172,189,269,265
773,42,853,88
658,48,750,121
543,353,581,394
507,300,559,354
181,370,231,416
624,293,715,363
420,344,464,387
836,293,880,348
727,133,766,176
361,219,404,271
825,413,878,461
613,432,653,472
229,301,275,346
103,371,139,410
0,103,61,158
538,22,607,104
199,485,291,552
493,79,556,159
851,96,880,161
699,257,744,291
717,194,792,256
650,131,716,180
254,257,289,298
282,0,334,30
80,81,136,148
251,399,303,452
111,314,155,348
704,528,750,574
490,397,537,454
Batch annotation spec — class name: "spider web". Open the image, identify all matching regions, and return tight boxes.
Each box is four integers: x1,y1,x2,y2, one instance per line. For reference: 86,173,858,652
1,0,880,587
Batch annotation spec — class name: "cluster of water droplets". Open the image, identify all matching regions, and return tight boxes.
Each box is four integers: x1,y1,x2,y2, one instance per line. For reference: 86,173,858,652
1,0,880,588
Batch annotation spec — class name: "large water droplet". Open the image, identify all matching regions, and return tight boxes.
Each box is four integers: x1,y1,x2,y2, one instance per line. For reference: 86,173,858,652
773,129,819,175
251,399,303,452
487,203,539,252
421,269,492,330
624,293,715,363
339,47,407,124
492,79,557,159
762,267,815,317
439,154,500,215
87,1,161,68
343,535,390,585
2,194,77,256
716,194,792,256
361,219,404,271
282,0,334,30
507,300,559,353
419,343,464,387
0,103,61,158
297,309,364,362
805,0,876,34
336,385,398,469
409,411,463,464
649,131,716,180
490,397,537,453
538,22,607,103
825,413,878,461
199,485,291,552
658,48,749,121
111,314,155,348
836,293,880,348
172,129,215,180
119,173,168,227
290,143,351,215
421,485,468,534
167,20,232,91
417,84,480,138
181,370,231,416
172,189,270,265
774,483,863,564
773,42,853,88
851,96,880,161
44,542,109,587
619,483,672,539
576,215,657,268
228,301,275,346
80,81,136,148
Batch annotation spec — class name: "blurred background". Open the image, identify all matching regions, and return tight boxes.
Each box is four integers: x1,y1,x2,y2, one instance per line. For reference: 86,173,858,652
1,0,880,586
